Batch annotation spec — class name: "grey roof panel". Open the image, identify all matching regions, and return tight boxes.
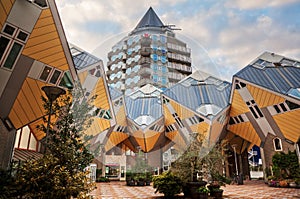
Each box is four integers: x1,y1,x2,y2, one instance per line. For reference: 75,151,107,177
72,51,100,70
134,7,164,30
125,96,162,122
235,66,300,95
163,75,231,118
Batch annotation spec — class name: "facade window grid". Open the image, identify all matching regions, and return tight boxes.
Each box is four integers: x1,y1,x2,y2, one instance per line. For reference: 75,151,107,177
39,65,64,86
15,126,39,151
0,23,29,70
230,115,244,124
246,100,264,119
166,124,175,132
273,102,290,114
172,113,184,128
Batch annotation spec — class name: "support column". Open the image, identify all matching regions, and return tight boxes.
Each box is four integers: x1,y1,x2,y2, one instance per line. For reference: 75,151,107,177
0,118,16,170
260,147,267,181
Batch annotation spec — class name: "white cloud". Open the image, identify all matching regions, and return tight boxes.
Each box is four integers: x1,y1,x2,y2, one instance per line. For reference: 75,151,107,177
225,0,298,10
56,0,300,81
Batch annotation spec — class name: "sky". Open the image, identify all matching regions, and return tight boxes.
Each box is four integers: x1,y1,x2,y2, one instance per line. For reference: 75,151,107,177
56,0,300,81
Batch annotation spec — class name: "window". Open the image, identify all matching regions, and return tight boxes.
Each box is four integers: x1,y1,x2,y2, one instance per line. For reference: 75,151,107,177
286,100,300,110
273,138,282,151
273,105,281,113
0,36,10,61
279,103,287,112
152,64,158,71
153,74,158,82
49,69,62,84
59,71,73,89
161,56,167,63
14,125,39,151
3,24,16,36
161,76,167,85
39,66,52,81
172,113,184,128
3,42,22,69
246,100,264,119
160,35,166,43
0,24,28,70
33,0,48,8
16,31,28,42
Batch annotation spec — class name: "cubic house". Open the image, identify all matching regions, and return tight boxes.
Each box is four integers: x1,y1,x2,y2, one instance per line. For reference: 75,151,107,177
0,1,299,181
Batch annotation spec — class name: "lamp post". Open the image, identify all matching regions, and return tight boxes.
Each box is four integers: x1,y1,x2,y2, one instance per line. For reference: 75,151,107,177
41,86,66,148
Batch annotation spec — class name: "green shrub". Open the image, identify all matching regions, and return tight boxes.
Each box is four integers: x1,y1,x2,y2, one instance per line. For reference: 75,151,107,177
197,186,210,193
96,177,110,183
152,171,182,197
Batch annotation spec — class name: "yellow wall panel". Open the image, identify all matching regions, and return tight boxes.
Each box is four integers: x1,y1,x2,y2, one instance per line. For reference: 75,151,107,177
181,105,194,119
39,8,51,18
29,24,56,38
11,99,29,128
22,78,44,117
106,132,129,152
170,100,182,117
34,16,54,28
0,0,14,29
24,43,61,57
145,133,161,152
163,104,176,126
273,110,300,142
190,122,209,135
25,32,59,48
134,137,146,151
115,106,127,126
228,122,260,146
210,121,224,145
40,51,65,64
230,90,249,116
78,71,88,84
9,108,22,130
16,90,36,120
144,130,158,138
27,45,63,60
9,78,48,129
51,61,68,70
93,78,110,109
1,0,13,15
98,118,110,131
247,84,284,108
24,38,60,54
29,119,46,140
0,5,6,29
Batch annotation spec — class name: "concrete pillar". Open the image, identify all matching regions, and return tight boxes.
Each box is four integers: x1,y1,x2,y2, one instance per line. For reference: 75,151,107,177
0,118,16,170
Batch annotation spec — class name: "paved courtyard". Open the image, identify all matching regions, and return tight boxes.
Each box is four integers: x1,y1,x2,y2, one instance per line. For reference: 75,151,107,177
90,180,300,199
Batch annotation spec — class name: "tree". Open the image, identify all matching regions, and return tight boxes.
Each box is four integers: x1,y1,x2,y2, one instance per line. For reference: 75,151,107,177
171,133,208,183
13,82,96,199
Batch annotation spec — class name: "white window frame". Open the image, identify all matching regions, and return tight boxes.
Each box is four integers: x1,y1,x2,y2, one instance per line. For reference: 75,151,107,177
273,137,283,151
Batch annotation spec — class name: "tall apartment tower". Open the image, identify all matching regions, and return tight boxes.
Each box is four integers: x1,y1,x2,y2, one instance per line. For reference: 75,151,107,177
106,7,192,95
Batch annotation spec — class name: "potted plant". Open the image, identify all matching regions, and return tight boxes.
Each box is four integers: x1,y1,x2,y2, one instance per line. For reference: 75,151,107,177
279,179,288,188
196,186,210,199
126,171,136,186
170,134,208,198
210,187,223,198
152,171,182,198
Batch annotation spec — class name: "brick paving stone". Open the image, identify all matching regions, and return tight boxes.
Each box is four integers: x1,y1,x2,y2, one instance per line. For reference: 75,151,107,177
91,180,300,199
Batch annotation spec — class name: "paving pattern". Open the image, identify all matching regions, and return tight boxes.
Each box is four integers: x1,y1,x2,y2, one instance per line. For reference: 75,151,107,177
90,180,300,199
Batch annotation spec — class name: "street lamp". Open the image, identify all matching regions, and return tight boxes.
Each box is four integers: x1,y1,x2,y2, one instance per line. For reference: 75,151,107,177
42,86,66,147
